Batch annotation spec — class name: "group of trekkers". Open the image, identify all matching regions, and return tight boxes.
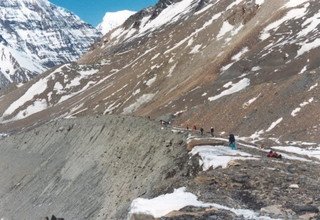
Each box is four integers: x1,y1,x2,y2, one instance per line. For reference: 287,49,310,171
187,125,215,137
187,125,237,150
157,118,282,158
188,124,282,158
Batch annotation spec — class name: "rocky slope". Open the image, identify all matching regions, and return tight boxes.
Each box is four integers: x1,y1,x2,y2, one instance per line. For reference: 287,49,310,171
0,0,320,146
0,0,101,88
0,115,190,219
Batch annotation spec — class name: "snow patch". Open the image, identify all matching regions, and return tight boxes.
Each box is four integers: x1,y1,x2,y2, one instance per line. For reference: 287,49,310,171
217,21,234,39
190,145,258,170
129,187,272,219
145,76,157,87
189,44,202,54
260,6,308,41
266,118,283,132
308,83,318,91
123,94,155,114
291,98,314,117
243,93,261,108
208,78,250,101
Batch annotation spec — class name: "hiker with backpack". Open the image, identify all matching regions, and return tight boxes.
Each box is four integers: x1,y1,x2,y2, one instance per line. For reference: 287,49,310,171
229,134,237,150
210,127,214,136
200,127,204,136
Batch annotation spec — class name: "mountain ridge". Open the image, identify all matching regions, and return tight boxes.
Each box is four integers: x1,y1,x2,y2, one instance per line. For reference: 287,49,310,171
0,0,101,89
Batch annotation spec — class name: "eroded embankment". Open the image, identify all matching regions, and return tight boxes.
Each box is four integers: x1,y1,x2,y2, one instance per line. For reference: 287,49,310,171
0,115,191,220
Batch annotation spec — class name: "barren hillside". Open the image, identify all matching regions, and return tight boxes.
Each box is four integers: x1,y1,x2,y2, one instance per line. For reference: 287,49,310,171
0,0,319,145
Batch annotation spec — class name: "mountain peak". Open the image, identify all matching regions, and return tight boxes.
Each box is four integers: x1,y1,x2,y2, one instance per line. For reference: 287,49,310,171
0,0,101,88
97,10,136,35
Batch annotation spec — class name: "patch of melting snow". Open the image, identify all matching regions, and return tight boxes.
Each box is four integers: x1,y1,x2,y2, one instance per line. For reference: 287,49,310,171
298,65,307,74
243,93,261,108
297,10,320,39
260,5,308,41
139,0,194,33
123,93,155,114
297,38,320,57
251,66,261,71
145,75,157,87
167,63,177,77
129,187,276,219
165,12,221,54
266,118,283,132
256,0,265,5
186,132,317,163
220,47,248,72
53,82,64,94
208,78,250,101
174,109,187,116
195,3,213,15
277,152,312,162
291,98,313,117
103,102,121,115
190,145,259,170
285,0,310,8
3,99,48,122
132,88,141,96
272,146,320,160
1,76,49,120
0,133,9,138
189,44,202,54
308,83,318,91
217,21,234,39
250,130,265,143
187,37,194,46
151,53,160,61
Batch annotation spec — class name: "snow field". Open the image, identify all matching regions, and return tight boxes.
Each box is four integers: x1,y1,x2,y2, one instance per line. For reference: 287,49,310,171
129,187,276,219
190,145,259,170
0,65,100,122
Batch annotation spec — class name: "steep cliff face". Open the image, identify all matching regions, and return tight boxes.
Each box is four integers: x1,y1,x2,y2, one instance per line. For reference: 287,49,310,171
0,0,101,88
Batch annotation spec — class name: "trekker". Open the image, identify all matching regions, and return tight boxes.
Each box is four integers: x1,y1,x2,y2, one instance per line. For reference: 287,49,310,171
193,125,197,130
229,134,237,150
200,127,204,136
210,127,214,136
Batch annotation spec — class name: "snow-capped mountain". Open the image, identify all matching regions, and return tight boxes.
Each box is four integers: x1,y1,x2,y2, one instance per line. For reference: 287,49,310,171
97,10,136,35
1,0,320,143
0,0,101,88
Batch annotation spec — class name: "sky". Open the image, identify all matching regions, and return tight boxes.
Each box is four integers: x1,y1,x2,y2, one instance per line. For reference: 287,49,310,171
49,0,158,27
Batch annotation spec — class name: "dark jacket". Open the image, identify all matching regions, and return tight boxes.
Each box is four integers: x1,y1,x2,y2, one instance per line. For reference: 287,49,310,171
229,134,235,143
